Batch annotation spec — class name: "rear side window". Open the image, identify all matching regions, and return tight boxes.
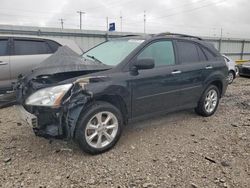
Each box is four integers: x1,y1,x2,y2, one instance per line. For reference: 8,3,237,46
176,41,199,64
46,40,61,53
137,41,175,66
197,46,207,61
13,39,52,55
201,47,216,60
0,39,8,56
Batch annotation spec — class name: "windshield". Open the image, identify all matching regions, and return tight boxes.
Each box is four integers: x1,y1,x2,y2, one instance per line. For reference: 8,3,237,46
82,39,144,66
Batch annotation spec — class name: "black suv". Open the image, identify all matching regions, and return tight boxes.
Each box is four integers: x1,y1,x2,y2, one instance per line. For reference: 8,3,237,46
17,33,228,154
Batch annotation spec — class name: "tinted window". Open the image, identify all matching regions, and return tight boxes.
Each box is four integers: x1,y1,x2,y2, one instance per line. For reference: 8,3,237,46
177,41,199,64
137,41,175,66
201,47,216,60
197,46,207,61
14,40,51,55
47,40,61,53
0,39,8,56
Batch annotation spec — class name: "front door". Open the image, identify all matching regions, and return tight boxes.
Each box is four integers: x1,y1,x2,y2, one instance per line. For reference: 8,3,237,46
130,40,181,117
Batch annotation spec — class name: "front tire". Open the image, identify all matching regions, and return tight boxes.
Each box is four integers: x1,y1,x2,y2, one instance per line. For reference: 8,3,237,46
195,85,220,117
74,101,123,155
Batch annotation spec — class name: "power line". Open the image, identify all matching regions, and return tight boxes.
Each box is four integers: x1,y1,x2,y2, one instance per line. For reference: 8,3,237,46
123,0,226,27
0,0,232,35
0,12,52,19
155,0,227,20
0,0,129,15
147,0,209,14
0,0,134,18
83,0,135,11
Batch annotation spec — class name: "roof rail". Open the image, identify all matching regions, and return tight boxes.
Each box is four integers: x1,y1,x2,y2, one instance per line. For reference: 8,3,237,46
121,34,141,37
155,32,202,40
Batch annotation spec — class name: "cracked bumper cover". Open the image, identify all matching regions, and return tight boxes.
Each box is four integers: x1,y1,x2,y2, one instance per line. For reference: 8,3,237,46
18,83,92,139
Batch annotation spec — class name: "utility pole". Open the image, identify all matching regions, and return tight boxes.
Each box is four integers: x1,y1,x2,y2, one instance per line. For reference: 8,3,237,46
219,28,223,53
77,10,85,30
220,28,223,38
59,18,65,29
143,11,146,34
106,17,109,31
120,15,123,32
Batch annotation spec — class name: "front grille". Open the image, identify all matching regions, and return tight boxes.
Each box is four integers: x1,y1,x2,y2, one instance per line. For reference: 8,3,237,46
242,67,250,74
31,117,38,127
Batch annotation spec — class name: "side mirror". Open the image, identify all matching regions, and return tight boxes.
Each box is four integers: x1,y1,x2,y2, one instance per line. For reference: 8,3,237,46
133,58,155,70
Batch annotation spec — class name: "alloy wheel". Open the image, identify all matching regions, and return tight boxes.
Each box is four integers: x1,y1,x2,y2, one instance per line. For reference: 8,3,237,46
228,72,234,84
204,89,218,113
85,111,119,149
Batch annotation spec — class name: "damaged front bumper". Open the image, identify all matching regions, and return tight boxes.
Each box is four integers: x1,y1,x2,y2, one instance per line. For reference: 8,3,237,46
16,82,93,139
17,105,66,138
16,105,38,127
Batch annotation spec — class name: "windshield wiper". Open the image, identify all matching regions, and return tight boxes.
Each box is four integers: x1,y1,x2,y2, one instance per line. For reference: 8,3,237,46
86,55,104,64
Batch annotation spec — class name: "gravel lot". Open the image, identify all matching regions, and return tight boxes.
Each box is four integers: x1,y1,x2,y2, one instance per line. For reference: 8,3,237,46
0,77,250,188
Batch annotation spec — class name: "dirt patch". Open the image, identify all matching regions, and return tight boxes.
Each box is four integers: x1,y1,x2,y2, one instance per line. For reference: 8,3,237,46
0,77,250,188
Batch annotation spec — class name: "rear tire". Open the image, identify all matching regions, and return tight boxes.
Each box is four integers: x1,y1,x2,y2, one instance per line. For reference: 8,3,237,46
74,101,123,155
228,71,235,84
235,66,239,76
195,85,220,117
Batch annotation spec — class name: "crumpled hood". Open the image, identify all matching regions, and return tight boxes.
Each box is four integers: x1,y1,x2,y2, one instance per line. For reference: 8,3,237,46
15,46,112,103
26,46,110,79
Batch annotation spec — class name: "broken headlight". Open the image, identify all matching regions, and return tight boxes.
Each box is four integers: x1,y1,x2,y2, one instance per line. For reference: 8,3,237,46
25,84,73,107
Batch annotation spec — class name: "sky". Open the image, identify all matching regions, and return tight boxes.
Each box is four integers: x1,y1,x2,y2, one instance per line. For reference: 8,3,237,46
0,0,250,38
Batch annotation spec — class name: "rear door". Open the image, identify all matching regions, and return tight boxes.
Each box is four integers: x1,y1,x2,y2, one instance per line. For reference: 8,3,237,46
9,38,53,83
173,40,207,106
0,37,11,93
200,45,222,76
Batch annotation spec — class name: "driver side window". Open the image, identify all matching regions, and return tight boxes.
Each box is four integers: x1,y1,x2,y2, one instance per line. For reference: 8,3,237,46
137,41,175,67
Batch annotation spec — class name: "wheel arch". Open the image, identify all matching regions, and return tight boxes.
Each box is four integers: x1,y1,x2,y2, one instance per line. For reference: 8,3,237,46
95,94,129,125
229,69,236,78
205,79,223,98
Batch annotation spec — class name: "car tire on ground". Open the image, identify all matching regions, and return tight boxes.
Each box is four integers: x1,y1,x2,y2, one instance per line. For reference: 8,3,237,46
195,85,220,117
228,71,235,84
74,101,123,155
235,66,239,76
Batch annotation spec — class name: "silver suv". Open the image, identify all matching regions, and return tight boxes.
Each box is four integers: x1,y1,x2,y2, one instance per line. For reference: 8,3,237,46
0,35,82,94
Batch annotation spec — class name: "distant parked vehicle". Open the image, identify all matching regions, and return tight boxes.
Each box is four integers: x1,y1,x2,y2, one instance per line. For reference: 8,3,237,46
223,55,237,84
0,35,83,94
238,61,250,77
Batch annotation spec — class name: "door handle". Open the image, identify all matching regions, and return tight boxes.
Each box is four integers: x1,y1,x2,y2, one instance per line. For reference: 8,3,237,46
0,61,8,65
171,70,182,74
205,65,213,70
